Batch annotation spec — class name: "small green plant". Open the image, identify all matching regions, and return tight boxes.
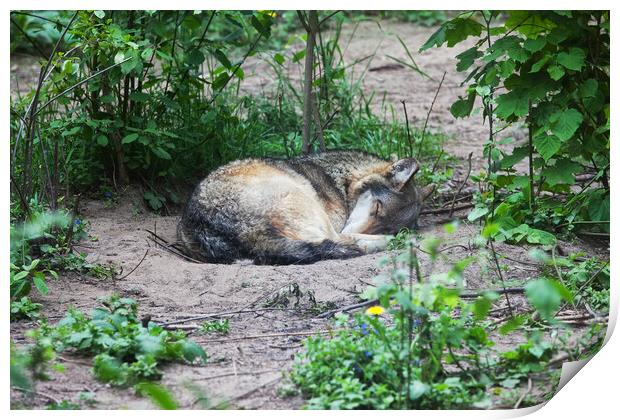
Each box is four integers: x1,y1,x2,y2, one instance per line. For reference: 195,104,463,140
10,259,58,302
387,228,414,251
11,297,42,321
27,294,208,388
199,319,230,335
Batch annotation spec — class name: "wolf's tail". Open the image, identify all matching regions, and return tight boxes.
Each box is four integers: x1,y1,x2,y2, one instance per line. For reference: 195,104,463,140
253,238,363,265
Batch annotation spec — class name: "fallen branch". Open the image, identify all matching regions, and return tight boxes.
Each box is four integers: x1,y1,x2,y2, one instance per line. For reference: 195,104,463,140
116,248,149,280
196,369,280,382
12,386,60,405
157,308,303,327
514,377,533,409
196,329,345,344
420,202,474,215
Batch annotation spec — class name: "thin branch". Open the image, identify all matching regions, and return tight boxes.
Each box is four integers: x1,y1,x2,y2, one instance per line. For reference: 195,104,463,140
116,249,149,280
35,57,133,115
417,71,446,158
449,152,473,218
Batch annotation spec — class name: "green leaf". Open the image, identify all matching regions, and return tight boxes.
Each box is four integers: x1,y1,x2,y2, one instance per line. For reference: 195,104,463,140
180,340,208,364
495,91,529,119
450,92,475,118
96,135,109,146
530,55,550,73
94,10,105,19
579,79,599,98
213,49,231,68
186,49,205,66
273,53,285,65
13,271,29,281
525,278,571,320
523,37,546,52
468,207,489,222
292,49,306,63
121,55,137,74
445,18,485,47
152,147,172,160
500,146,529,168
250,15,270,37
33,273,49,295
541,159,582,185
472,296,492,320
498,315,526,335
533,134,561,162
135,383,178,410
455,47,481,72
419,26,446,51
122,133,139,144
549,108,583,141
211,72,230,90
409,380,430,400
547,64,565,81
557,47,586,71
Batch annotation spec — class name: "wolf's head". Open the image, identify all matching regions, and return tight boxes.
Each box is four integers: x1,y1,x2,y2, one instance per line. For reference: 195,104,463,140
342,158,434,235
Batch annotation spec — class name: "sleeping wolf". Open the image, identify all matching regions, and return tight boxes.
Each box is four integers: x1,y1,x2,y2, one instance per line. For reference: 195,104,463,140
177,150,433,264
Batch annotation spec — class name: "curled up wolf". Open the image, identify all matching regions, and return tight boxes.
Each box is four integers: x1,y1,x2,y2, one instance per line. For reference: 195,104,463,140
177,150,434,264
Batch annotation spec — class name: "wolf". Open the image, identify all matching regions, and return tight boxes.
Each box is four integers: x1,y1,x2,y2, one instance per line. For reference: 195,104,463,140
177,150,434,264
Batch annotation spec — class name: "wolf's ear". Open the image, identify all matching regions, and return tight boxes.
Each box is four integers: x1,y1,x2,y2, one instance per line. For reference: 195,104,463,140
420,183,435,201
388,158,419,191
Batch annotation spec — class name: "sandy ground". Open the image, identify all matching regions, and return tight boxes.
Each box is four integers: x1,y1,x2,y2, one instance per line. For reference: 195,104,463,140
10,20,609,409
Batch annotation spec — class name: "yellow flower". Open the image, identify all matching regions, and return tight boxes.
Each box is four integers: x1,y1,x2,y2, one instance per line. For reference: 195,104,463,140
366,306,385,316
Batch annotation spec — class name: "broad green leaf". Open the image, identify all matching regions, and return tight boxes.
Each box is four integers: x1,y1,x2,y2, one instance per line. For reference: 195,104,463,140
13,271,29,281
523,37,546,52
500,146,529,168
186,49,205,66
213,49,231,68
455,47,482,72
152,147,172,160
33,273,49,295
419,26,446,51
94,10,105,19
211,72,230,90
530,55,550,73
450,92,475,118
180,340,208,364
547,64,565,81
121,133,139,145
135,383,178,410
541,159,582,185
468,207,489,222
525,278,572,320
557,47,586,71
499,315,526,335
96,135,109,146
409,380,430,400
472,296,492,320
532,134,561,162
495,91,529,119
549,108,583,141
445,18,485,47
273,53,285,65
579,79,599,98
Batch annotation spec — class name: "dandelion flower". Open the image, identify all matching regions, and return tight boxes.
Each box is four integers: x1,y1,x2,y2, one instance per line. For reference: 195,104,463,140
366,306,385,316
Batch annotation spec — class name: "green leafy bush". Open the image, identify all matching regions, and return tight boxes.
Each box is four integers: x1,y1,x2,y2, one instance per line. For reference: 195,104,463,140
422,11,609,238
290,230,584,409
28,294,207,387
